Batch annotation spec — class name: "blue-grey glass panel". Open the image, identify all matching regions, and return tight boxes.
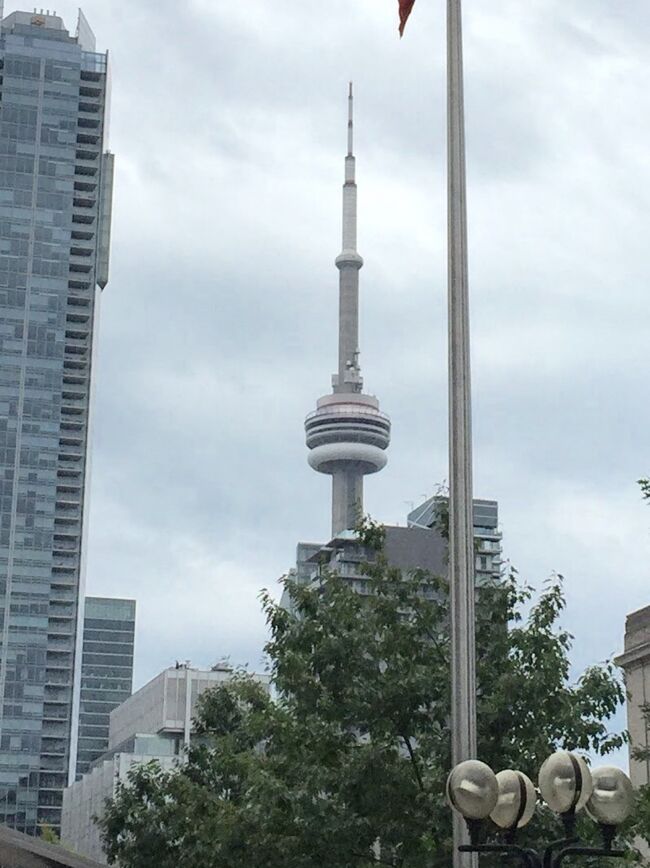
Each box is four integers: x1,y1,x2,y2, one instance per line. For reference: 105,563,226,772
0,19,109,833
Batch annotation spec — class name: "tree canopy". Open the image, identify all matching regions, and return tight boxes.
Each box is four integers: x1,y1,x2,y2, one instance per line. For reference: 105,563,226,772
100,523,626,867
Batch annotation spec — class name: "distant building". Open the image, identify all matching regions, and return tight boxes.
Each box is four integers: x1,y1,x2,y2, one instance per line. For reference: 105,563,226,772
75,597,136,778
61,664,270,864
615,605,650,788
0,8,114,833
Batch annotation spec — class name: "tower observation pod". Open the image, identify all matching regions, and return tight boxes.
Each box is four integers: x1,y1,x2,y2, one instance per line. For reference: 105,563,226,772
305,84,391,536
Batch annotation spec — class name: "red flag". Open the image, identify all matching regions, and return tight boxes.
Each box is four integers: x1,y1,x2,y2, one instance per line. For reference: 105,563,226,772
398,0,416,36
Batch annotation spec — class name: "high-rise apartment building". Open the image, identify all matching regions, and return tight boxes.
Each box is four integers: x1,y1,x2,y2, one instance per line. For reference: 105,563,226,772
76,598,135,779
408,496,502,584
282,497,502,613
0,9,113,833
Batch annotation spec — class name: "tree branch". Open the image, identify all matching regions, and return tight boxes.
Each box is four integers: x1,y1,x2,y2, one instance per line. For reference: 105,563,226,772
401,733,425,793
351,850,397,867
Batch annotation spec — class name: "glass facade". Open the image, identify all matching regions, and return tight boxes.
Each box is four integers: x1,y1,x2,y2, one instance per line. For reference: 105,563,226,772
0,10,112,833
76,597,135,778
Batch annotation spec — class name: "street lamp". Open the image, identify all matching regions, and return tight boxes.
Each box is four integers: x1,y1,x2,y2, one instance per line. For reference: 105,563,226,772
446,761,498,821
447,751,635,868
537,750,592,838
491,769,537,834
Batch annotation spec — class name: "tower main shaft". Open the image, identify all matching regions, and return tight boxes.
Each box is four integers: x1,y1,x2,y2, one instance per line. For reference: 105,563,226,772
305,85,390,536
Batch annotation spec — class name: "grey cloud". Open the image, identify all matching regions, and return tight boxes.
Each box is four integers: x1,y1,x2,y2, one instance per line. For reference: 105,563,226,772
32,0,650,713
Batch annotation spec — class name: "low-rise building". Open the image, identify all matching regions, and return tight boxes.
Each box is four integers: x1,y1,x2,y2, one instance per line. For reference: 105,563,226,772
616,605,650,788
61,663,270,863
0,822,105,867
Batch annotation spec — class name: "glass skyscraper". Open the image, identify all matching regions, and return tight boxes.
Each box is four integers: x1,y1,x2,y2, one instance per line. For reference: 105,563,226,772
76,597,135,779
0,9,113,833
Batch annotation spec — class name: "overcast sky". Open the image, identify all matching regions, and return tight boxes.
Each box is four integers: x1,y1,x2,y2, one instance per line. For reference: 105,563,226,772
19,0,650,750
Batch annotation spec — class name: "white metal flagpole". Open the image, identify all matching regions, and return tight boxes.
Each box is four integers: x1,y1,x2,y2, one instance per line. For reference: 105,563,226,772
446,0,477,865
395,1,477,862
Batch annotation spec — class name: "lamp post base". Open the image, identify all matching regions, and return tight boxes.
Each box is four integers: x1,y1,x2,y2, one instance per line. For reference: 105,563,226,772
459,839,626,868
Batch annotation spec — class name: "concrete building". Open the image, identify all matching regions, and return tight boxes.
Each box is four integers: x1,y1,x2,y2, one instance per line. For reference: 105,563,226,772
616,605,650,789
75,597,135,779
61,664,270,863
304,84,390,537
0,9,113,833
61,739,178,865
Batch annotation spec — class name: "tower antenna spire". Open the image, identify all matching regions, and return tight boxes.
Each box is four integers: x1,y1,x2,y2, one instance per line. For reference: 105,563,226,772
305,86,391,537
341,81,358,259
347,81,354,157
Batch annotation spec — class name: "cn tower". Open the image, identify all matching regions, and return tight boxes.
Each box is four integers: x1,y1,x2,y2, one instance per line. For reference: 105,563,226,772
305,84,391,536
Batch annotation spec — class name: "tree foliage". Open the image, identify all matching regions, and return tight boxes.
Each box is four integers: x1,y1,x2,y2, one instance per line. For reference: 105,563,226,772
100,523,625,867
39,822,60,844
638,478,650,504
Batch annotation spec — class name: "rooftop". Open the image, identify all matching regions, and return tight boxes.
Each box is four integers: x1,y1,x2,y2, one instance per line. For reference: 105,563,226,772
0,822,105,867
1,6,96,51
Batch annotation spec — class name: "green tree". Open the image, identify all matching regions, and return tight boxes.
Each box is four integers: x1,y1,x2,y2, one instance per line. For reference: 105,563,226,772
100,523,625,867
39,822,60,845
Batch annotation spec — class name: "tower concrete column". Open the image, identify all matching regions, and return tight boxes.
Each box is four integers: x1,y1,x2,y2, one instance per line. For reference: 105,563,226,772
331,470,363,537
336,262,361,393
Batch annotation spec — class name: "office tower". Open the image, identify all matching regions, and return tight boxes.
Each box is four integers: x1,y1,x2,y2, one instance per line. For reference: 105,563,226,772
0,9,113,832
75,598,135,779
305,84,390,537
62,664,271,863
